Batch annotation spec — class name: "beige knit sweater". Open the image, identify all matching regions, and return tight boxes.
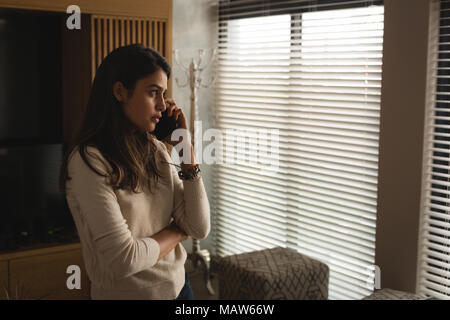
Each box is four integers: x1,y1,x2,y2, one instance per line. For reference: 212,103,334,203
65,138,210,300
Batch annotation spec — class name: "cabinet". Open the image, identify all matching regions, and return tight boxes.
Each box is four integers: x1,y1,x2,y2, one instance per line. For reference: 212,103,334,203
0,261,7,299
0,243,90,300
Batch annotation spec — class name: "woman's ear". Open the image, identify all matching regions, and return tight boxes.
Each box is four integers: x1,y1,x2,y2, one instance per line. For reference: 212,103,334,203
113,81,128,102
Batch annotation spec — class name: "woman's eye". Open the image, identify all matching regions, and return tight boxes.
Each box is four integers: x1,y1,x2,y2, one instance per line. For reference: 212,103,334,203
148,90,158,97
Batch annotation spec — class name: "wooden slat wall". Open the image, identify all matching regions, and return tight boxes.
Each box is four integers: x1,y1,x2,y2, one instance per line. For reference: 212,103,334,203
91,15,167,80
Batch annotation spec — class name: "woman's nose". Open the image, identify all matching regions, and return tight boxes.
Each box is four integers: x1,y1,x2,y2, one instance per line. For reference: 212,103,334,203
157,96,166,112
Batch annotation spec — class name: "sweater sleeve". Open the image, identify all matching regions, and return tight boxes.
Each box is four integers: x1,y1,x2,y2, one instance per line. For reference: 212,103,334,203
65,147,160,280
156,141,211,239
171,165,211,240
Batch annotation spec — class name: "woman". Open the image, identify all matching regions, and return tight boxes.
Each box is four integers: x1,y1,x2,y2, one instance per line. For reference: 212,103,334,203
59,44,210,300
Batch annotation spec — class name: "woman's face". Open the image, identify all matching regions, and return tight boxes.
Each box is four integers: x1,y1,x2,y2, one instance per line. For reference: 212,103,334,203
117,68,168,133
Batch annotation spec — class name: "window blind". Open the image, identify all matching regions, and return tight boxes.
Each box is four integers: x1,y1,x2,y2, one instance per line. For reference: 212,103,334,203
214,0,384,300
417,0,450,300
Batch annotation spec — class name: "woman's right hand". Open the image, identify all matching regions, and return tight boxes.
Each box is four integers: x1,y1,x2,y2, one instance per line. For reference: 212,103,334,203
165,99,189,133
167,221,189,242
151,221,190,261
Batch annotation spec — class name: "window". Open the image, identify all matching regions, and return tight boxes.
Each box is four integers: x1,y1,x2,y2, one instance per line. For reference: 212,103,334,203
417,0,450,300
214,0,384,299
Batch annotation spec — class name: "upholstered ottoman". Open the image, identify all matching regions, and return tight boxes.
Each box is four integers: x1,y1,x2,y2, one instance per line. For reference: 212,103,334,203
216,247,329,300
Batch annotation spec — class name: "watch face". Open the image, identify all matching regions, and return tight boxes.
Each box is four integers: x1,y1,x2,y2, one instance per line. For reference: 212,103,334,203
152,109,178,141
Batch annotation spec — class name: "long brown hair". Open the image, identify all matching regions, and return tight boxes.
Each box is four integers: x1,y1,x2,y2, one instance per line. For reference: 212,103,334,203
59,44,171,194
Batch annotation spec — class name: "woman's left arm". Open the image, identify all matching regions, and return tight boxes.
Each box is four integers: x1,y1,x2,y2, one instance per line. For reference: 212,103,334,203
162,99,210,239
171,162,211,240
165,142,210,239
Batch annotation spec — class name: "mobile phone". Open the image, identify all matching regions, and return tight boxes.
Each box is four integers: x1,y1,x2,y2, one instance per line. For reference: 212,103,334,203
152,109,178,141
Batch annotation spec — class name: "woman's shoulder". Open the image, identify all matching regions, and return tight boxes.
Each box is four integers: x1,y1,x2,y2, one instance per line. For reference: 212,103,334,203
68,145,105,162
68,145,112,174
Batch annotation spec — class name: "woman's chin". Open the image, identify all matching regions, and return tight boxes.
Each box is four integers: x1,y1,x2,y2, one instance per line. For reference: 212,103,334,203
147,124,156,133
136,122,155,133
